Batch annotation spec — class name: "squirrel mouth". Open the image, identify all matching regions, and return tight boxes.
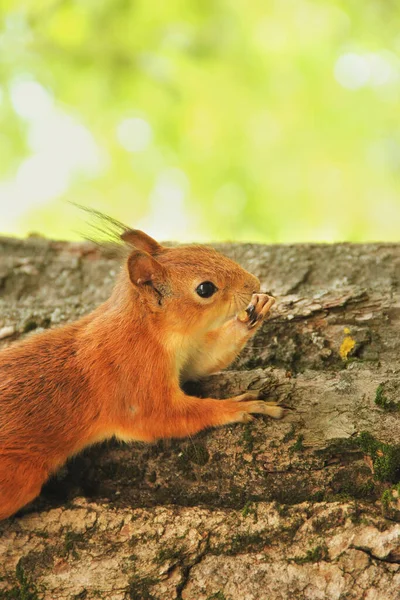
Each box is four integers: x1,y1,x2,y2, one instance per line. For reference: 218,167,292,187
229,293,253,321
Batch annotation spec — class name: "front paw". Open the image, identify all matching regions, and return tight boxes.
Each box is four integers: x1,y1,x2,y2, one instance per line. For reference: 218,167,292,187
237,400,284,421
237,293,275,329
231,391,284,420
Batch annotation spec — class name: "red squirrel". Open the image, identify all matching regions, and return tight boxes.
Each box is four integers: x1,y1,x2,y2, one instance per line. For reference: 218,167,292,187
0,225,283,520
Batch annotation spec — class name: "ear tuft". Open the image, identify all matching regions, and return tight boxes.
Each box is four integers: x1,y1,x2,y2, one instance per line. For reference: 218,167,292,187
121,229,162,256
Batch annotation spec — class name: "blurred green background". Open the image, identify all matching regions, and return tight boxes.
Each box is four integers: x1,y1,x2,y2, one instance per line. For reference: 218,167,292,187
1,0,400,243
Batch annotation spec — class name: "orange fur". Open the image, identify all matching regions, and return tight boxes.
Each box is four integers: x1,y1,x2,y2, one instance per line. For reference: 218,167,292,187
0,231,282,519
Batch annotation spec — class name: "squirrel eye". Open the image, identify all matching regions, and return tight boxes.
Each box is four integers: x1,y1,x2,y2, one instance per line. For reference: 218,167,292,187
196,281,218,298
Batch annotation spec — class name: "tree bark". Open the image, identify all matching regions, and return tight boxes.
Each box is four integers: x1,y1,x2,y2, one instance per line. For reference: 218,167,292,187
1,236,400,599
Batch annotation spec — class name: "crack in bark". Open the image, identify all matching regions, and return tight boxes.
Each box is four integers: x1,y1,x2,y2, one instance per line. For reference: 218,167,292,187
176,537,210,600
351,545,400,565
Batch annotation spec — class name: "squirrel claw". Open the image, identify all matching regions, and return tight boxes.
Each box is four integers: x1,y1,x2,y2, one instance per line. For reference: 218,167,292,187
247,304,256,319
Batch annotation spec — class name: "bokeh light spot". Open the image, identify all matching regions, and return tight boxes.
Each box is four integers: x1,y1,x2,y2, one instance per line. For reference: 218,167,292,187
116,117,153,153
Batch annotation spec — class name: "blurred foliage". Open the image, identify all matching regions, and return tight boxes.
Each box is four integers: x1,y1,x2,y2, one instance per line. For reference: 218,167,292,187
0,0,400,242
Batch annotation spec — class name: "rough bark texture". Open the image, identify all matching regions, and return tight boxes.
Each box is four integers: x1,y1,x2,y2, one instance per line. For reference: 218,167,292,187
1,236,400,600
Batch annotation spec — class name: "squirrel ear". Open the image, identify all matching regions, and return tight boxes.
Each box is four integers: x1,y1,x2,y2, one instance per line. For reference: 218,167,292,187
127,250,169,299
121,229,162,256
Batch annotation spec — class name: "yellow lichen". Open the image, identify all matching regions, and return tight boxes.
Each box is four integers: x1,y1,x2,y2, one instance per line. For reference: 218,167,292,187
339,328,356,360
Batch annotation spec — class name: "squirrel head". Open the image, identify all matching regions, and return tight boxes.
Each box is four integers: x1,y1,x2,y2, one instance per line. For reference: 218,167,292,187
121,229,260,335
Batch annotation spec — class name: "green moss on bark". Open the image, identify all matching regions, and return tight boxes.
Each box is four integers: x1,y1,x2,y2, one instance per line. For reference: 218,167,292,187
0,563,41,600
357,432,400,483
